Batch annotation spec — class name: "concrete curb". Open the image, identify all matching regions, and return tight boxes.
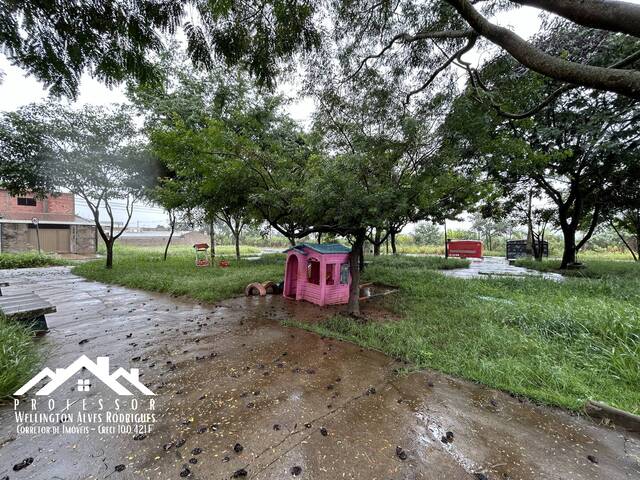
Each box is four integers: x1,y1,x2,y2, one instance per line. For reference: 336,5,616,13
584,400,640,433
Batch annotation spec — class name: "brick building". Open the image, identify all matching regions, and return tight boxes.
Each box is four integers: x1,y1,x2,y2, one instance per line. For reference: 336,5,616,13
0,190,97,254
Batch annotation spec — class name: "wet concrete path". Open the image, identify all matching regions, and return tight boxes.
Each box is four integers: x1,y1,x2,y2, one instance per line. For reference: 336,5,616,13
442,256,565,281
0,267,638,479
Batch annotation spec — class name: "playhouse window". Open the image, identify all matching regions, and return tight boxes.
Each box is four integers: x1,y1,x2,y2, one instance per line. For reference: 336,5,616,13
326,264,335,285
340,263,349,284
307,258,320,285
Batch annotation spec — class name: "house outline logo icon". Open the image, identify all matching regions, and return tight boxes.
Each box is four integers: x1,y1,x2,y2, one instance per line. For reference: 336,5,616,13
14,355,154,396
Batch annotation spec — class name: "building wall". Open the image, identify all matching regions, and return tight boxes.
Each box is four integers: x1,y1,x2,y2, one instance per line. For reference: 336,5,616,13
0,223,32,252
0,223,97,254
71,225,97,254
0,190,74,216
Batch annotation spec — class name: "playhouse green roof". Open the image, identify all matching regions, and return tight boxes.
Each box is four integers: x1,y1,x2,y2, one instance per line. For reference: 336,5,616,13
283,243,351,254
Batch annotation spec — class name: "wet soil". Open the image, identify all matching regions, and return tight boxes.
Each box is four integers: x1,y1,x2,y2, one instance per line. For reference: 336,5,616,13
0,267,637,479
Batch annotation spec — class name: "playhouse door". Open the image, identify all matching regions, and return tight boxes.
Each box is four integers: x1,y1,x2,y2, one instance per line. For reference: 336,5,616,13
285,255,298,298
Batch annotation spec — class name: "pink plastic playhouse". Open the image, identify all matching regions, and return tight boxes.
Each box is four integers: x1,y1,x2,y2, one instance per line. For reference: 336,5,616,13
283,243,352,306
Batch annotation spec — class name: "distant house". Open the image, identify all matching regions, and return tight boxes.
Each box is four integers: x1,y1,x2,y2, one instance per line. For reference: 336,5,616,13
0,190,96,254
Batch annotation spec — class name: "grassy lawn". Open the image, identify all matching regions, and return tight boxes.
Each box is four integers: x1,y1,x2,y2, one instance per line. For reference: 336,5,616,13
74,247,285,303
0,314,40,400
0,252,70,269
289,256,640,414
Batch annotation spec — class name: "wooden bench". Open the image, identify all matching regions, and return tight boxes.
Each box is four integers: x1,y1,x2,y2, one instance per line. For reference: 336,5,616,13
0,291,56,332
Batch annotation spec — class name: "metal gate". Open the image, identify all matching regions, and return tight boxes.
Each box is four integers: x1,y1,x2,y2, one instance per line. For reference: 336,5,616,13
27,224,71,253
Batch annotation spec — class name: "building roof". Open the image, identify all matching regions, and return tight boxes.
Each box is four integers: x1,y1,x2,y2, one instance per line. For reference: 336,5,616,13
284,242,351,255
0,212,94,226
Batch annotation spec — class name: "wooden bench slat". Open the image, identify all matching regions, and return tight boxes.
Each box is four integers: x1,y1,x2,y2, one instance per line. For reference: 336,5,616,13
0,291,41,298
0,301,53,313
1,302,56,312
0,293,44,301
0,295,48,303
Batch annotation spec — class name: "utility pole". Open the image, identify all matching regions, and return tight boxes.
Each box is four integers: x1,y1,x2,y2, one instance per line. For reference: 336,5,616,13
32,217,41,254
444,219,448,259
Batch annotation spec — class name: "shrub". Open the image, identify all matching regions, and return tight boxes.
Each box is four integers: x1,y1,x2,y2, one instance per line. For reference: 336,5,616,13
0,252,68,269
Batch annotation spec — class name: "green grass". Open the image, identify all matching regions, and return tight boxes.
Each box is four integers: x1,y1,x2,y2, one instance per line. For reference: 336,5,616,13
0,313,40,400
287,256,640,414
0,252,69,269
515,258,640,279
74,247,284,303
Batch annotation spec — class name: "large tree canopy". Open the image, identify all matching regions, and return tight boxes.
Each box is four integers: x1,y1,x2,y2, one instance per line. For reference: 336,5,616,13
0,0,318,98
2,1,639,100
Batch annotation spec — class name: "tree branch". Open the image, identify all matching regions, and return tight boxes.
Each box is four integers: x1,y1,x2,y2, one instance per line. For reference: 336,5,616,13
405,34,478,104
470,48,640,119
350,29,475,79
512,0,640,37
445,0,640,99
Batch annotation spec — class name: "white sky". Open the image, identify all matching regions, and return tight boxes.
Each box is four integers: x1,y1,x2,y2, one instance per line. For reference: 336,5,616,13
0,4,604,231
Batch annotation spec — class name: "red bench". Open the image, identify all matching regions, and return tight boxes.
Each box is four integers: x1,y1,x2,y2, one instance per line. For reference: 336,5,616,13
447,240,483,259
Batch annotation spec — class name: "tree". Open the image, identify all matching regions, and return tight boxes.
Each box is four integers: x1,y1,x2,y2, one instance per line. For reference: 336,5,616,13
307,69,479,314
0,102,154,268
136,60,314,260
332,1,640,104
0,1,318,98
608,154,640,261
6,1,640,103
444,37,640,268
147,177,191,261
414,222,442,246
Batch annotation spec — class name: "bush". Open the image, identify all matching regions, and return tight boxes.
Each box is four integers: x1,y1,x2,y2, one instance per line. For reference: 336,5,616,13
0,314,40,400
0,252,68,269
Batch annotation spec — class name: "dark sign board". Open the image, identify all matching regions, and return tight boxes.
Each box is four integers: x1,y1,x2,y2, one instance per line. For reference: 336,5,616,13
506,239,548,259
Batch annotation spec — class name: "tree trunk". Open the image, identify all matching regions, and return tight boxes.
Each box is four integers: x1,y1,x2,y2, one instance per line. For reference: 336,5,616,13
611,221,638,262
359,242,365,272
444,220,449,258
105,241,114,269
316,232,322,243
373,229,381,256
390,231,397,255
348,234,365,316
288,236,296,246
560,226,576,269
234,232,240,261
164,214,175,261
209,220,216,260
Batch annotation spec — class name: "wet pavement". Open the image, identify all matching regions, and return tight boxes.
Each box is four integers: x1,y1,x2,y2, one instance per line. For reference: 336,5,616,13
441,256,565,281
0,267,638,479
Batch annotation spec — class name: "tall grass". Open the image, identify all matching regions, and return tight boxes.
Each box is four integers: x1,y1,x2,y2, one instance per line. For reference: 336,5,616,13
289,257,640,414
0,314,40,400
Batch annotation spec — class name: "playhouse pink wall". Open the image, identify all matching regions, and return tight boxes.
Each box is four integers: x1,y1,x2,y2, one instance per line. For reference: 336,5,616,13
283,246,351,306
